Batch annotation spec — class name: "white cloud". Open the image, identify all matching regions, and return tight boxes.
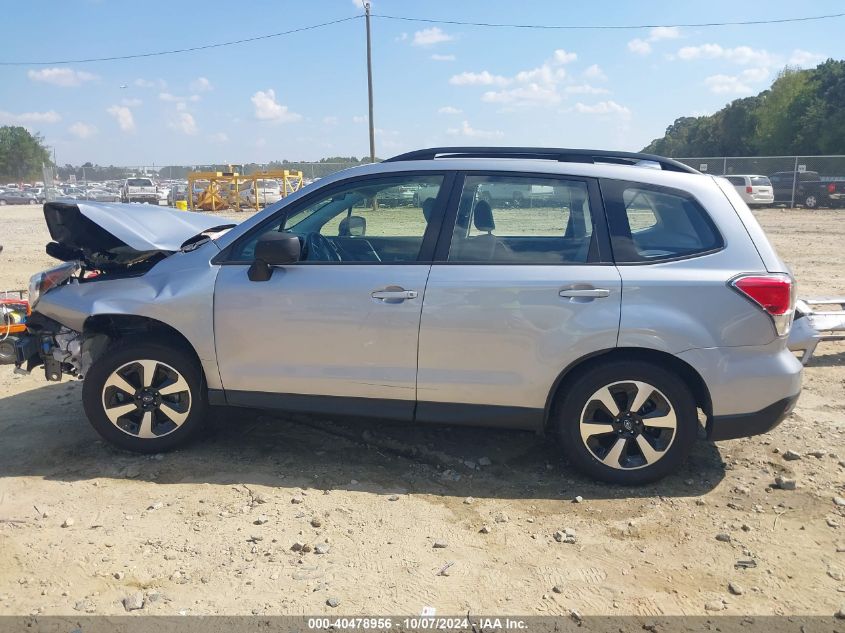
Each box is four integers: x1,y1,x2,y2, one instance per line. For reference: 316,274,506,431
627,38,652,55
446,120,503,139
450,71,511,86
351,0,368,9
649,26,681,41
574,100,631,117
676,44,774,66
27,67,97,87
169,112,198,135
352,115,366,124
552,49,577,64
704,68,769,94
159,92,201,103
121,98,142,107
0,110,61,125
565,83,610,95
515,64,566,85
584,64,607,81
789,49,826,67
483,83,562,106
69,122,97,139
190,77,213,92
134,78,166,89
106,105,135,132
210,132,229,143
322,116,339,125
437,106,462,114
431,54,455,62
412,27,453,46
251,89,301,122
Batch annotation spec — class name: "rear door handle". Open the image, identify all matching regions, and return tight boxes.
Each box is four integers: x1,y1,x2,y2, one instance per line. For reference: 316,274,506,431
559,288,610,298
372,288,418,301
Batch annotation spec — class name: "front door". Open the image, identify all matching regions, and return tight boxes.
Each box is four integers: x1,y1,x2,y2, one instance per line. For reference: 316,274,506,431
214,172,450,420
416,173,621,428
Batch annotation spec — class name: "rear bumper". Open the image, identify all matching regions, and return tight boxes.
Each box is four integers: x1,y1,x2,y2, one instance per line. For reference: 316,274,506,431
707,393,799,441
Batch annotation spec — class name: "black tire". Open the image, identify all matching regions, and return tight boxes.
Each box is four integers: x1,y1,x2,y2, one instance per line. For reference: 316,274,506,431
803,194,818,209
82,341,207,453
553,360,698,485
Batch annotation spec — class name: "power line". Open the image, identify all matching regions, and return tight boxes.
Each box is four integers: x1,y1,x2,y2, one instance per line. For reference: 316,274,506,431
2,11,842,66
0,15,362,66
371,11,845,30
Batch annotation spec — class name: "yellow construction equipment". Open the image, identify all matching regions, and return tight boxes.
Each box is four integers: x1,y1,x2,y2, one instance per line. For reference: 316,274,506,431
187,167,305,212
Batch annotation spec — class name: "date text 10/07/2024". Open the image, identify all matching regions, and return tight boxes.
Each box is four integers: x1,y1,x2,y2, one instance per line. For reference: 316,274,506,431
306,617,528,630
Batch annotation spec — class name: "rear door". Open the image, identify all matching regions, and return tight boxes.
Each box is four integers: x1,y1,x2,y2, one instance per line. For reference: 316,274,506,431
415,172,621,428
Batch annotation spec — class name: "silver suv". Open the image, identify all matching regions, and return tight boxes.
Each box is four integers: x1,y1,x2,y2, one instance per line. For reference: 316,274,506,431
15,148,802,484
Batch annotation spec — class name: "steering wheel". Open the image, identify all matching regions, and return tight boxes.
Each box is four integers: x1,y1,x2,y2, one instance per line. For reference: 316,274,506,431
303,232,342,262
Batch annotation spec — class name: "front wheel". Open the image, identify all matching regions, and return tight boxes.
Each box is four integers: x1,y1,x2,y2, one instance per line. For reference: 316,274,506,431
82,342,207,453
553,360,698,485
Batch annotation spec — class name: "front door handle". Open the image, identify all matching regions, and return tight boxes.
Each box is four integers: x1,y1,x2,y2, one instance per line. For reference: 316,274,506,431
372,287,418,302
559,288,610,298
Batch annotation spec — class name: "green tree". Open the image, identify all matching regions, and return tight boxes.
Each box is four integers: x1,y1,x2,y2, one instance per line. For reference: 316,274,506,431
0,126,52,182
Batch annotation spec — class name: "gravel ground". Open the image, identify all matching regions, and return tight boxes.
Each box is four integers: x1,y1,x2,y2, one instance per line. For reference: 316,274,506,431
0,204,843,617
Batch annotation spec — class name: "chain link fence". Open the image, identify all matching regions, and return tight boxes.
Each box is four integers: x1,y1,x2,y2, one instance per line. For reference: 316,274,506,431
676,155,845,208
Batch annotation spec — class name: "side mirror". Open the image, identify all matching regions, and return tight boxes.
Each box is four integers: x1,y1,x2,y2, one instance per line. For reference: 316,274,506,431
338,215,366,237
248,233,301,281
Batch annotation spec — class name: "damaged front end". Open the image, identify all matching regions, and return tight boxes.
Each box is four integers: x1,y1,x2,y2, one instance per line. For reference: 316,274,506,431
14,201,233,382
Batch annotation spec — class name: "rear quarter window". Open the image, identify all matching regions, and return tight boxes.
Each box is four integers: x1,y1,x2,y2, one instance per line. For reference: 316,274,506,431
725,176,746,186
601,179,723,263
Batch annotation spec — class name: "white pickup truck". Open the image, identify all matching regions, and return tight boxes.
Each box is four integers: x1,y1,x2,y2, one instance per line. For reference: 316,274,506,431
121,177,159,204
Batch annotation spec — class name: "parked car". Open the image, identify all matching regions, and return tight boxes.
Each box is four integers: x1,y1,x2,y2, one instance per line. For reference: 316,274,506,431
723,175,774,208
0,191,38,205
239,179,281,207
82,189,121,203
769,171,831,208
121,177,159,204
14,147,802,485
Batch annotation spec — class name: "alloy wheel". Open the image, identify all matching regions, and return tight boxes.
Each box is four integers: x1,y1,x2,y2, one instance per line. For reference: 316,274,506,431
579,380,677,470
101,359,191,439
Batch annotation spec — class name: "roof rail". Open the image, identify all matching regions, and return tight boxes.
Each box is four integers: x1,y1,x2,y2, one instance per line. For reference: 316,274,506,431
384,147,699,174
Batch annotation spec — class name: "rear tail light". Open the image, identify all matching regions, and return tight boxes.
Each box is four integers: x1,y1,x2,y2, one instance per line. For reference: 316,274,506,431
746,186,753,194
730,274,795,336
828,183,836,193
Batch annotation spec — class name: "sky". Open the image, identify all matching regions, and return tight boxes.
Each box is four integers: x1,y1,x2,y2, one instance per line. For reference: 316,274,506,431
0,0,842,166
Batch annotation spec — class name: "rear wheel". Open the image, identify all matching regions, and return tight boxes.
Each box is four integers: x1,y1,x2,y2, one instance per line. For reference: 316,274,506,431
82,342,207,453
804,194,818,209
553,360,698,484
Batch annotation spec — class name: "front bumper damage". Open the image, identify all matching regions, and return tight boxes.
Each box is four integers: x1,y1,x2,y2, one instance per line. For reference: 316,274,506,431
14,314,108,382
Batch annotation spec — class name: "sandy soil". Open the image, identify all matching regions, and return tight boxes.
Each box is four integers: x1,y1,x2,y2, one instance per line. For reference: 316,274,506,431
0,204,843,617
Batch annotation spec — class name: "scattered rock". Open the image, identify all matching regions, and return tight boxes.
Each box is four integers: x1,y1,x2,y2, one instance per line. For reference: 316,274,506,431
834,497,845,508
254,515,269,525
704,600,726,612
828,518,840,528
433,540,448,549
291,542,305,552
828,569,844,582
478,457,492,467
835,606,845,620
314,543,330,555
728,582,745,595
715,533,732,543
147,502,163,511
695,499,707,506
782,450,802,461
291,497,303,504
479,525,491,534
301,544,313,553
774,476,797,490
253,492,269,504
310,517,322,528
464,497,474,505
122,592,145,612
573,496,584,504
494,512,509,523
388,495,400,501
808,450,825,459
61,518,74,528
552,584,564,594
326,597,340,608
113,572,124,581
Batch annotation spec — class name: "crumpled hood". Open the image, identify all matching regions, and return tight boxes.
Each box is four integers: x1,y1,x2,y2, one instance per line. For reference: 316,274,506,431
43,201,234,269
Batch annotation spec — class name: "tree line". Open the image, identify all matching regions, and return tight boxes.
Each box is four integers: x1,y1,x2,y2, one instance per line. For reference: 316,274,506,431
642,59,845,157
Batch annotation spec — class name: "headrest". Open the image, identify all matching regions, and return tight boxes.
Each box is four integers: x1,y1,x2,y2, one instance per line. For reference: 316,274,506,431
421,197,436,222
473,200,495,232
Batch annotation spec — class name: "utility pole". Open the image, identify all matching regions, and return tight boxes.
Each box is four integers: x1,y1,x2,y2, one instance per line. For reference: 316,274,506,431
365,1,375,163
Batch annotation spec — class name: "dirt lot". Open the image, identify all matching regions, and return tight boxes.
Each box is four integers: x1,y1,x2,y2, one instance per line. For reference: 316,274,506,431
0,204,843,617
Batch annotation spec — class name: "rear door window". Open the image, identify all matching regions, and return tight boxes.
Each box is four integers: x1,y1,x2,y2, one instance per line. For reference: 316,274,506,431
601,179,723,263
726,176,745,186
